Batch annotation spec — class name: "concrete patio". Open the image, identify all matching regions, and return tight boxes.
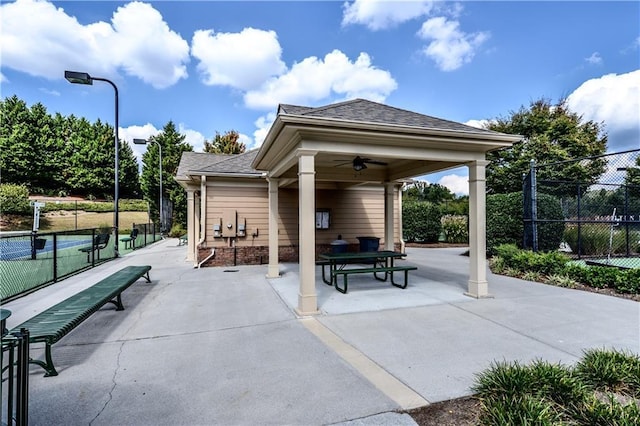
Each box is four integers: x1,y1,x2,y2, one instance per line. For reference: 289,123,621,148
2,239,638,425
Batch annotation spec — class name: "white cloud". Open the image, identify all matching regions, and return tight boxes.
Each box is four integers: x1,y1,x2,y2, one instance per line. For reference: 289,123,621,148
121,122,205,168
252,112,277,148
342,0,434,30
464,119,491,129
191,27,286,90
177,124,206,152
438,173,469,196
244,50,397,110
120,123,161,163
417,17,489,71
0,73,7,83
0,0,189,88
566,70,640,152
585,52,602,65
238,133,253,150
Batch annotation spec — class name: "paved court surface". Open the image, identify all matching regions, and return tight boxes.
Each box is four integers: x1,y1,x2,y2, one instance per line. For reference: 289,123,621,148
2,240,638,425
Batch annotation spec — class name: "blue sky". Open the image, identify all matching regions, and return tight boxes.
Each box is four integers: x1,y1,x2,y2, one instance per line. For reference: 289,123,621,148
2,0,639,194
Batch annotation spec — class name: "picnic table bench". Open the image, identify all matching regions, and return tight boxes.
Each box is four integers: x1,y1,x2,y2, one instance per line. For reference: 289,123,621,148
8,265,152,377
319,251,417,294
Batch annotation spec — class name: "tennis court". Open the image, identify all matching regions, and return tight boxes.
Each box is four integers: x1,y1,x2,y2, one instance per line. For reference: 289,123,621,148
1,226,161,302
571,257,640,270
0,236,91,261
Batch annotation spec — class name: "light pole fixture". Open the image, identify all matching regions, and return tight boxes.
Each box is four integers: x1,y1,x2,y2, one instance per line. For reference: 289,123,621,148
134,138,163,233
65,70,120,257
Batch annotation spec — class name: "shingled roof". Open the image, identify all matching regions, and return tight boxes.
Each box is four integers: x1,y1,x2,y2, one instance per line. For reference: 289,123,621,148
176,149,261,178
278,98,499,135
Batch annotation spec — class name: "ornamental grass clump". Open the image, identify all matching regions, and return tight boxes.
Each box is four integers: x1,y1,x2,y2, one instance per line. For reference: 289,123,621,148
574,348,640,398
473,350,640,425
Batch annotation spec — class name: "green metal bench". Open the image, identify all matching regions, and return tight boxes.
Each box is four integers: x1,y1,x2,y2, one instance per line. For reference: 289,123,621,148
332,265,418,294
78,233,110,262
119,228,139,250
9,265,152,377
178,234,187,246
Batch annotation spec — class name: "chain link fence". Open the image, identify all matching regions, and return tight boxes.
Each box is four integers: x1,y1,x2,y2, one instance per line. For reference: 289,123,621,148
524,149,640,268
0,223,161,302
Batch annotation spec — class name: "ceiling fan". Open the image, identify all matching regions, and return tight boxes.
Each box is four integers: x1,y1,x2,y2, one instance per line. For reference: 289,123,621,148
334,156,388,171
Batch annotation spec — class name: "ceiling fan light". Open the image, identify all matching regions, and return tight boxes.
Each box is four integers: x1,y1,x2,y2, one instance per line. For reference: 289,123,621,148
353,162,367,172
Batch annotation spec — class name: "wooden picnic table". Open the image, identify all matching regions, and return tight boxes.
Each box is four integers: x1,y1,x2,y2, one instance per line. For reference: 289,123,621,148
319,251,417,293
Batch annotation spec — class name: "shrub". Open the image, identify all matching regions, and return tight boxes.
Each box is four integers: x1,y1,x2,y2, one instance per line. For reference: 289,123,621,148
578,266,619,289
487,191,565,255
402,200,441,243
615,269,640,294
441,214,468,243
169,223,185,238
40,198,149,213
0,183,31,215
561,263,588,283
494,244,568,275
563,224,629,256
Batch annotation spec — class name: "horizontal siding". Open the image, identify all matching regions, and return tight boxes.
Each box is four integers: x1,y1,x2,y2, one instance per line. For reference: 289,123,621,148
204,184,399,247
206,185,269,247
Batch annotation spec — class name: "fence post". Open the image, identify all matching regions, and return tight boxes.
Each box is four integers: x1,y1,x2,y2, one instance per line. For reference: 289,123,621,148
577,184,582,259
530,160,538,252
625,185,630,256
53,233,58,282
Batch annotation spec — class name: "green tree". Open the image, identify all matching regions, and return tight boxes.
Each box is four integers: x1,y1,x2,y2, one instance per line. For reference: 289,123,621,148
119,141,141,199
1,95,139,199
0,96,41,189
0,183,30,215
203,130,246,154
486,98,607,196
624,156,640,197
65,118,115,198
140,121,193,230
404,181,455,203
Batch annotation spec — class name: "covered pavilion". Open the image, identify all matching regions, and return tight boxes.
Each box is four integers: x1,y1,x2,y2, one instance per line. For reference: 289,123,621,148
249,99,521,315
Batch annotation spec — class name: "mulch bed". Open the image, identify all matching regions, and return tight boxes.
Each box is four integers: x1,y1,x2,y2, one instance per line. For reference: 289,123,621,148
406,396,481,426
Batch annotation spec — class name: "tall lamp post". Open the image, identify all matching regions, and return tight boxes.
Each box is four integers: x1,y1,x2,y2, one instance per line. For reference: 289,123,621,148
134,139,163,234
65,70,120,257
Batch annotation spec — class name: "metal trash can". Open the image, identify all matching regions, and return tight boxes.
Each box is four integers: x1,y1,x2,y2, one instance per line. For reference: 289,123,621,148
331,235,349,253
357,236,380,252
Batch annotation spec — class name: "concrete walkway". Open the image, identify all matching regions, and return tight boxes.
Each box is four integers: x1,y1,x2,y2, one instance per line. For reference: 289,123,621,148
2,240,638,425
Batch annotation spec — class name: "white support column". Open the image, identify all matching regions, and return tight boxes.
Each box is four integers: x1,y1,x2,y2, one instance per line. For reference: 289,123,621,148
384,182,395,251
267,177,280,278
398,183,406,253
467,160,490,298
296,151,319,315
186,189,196,262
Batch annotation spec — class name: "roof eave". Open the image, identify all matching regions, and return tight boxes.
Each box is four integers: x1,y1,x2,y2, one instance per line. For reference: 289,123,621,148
187,171,265,179
274,113,522,144
251,116,285,170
